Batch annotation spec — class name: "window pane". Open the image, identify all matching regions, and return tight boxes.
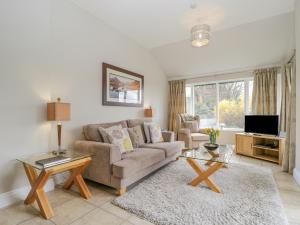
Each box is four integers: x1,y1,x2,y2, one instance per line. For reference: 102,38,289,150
186,86,193,115
219,81,244,128
194,84,217,127
248,80,253,114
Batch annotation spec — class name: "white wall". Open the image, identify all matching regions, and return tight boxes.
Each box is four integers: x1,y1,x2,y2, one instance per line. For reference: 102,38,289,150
0,0,167,196
151,13,295,78
295,1,300,185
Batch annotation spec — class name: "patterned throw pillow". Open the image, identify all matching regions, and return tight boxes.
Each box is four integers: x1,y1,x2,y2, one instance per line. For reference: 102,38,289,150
127,126,145,148
98,125,122,143
104,127,134,153
149,124,164,143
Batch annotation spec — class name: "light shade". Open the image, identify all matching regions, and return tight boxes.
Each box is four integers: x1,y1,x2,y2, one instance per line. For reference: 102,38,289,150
47,98,71,121
191,24,210,47
144,107,154,118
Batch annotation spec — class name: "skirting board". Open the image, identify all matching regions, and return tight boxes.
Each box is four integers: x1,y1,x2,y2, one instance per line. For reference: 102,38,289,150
294,168,300,187
0,173,67,209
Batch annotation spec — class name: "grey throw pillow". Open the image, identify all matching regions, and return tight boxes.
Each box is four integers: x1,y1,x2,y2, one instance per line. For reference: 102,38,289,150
127,126,145,148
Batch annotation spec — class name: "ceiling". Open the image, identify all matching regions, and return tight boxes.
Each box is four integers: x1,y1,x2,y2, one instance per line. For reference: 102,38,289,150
70,0,295,49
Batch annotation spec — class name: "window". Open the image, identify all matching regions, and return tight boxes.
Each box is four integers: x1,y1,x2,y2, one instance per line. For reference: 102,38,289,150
194,84,217,127
186,79,253,129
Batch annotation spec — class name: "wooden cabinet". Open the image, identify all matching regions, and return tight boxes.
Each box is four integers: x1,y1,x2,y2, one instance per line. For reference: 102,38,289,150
236,134,253,156
235,133,285,165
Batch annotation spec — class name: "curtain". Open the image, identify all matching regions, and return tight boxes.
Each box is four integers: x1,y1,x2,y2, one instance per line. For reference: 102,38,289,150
252,68,278,115
168,80,186,131
281,57,296,173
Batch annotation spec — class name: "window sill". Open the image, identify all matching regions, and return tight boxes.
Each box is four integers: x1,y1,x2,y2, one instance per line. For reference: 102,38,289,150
221,128,244,132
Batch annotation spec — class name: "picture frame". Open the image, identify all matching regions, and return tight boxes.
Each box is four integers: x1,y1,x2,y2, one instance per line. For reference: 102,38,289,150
102,63,144,107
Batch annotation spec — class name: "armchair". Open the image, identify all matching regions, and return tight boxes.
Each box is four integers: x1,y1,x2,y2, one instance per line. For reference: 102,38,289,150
177,113,209,149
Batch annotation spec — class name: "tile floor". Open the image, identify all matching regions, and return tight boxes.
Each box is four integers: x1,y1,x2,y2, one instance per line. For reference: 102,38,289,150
1,155,300,225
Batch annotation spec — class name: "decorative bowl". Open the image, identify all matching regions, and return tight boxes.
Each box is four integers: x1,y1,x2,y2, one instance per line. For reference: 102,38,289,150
203,143,219,151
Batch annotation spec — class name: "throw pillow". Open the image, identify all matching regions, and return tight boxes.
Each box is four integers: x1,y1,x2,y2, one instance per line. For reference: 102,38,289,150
183,121,199,133
149,124,164,143
180,114,194,122
143,122,154,143
127,126,145,148
98,125,122,143
105,127,134,153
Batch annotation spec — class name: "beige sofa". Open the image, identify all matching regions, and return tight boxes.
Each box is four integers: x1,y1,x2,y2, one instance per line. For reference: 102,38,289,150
177,114,209,149
74,119,183,195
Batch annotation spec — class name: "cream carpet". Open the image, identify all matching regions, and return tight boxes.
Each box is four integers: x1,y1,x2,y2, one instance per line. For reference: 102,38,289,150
113,160,288,225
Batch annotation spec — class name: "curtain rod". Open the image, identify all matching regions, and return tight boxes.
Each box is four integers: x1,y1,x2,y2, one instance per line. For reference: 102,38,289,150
167,63,282,81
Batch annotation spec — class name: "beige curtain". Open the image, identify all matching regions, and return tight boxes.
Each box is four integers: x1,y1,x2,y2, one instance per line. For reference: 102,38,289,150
168,80,186,131
252,68,278,115
281,57,296,173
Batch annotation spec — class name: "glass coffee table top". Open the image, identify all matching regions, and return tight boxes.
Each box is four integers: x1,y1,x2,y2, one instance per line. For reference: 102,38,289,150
17,149,92,170
180,144,235,164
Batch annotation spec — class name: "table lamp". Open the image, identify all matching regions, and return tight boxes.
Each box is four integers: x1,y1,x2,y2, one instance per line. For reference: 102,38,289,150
47,98,71,153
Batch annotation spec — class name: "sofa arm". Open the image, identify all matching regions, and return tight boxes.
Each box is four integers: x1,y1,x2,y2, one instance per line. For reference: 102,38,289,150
74,140,121,164
74,140,122,186
178,128,192,149
162,131,175,142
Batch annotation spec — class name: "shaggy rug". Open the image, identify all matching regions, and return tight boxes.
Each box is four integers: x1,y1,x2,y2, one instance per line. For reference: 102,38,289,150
113,160,288,225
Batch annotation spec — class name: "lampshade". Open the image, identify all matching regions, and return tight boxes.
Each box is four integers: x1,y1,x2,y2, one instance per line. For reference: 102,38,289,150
144,107,154,118
191,24,210,47
47,98,71,121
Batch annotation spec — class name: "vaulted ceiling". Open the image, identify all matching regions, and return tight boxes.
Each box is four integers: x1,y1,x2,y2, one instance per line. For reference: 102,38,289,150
70,0,294,48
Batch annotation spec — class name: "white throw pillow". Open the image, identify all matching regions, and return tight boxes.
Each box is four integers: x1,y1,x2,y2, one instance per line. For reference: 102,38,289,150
149,124,164,143
143,122,154,143
104,127,134,153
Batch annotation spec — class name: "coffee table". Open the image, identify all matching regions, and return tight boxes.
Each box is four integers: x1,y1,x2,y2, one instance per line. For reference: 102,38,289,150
17,150,92,219
180,145,234,193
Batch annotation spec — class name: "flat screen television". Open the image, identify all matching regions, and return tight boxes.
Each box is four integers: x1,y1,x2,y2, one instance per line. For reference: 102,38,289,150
244,115,279,136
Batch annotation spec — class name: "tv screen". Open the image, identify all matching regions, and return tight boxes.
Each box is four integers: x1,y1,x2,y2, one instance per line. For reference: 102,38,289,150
244,115,279,136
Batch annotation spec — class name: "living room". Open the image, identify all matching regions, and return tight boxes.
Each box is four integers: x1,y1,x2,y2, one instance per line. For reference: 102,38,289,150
0,0,300,225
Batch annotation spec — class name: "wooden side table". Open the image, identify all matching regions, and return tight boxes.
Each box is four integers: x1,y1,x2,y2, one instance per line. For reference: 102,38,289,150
17,150,92,219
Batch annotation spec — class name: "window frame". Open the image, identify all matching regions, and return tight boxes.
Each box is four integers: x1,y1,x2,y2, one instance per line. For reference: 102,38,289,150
187,77,253,130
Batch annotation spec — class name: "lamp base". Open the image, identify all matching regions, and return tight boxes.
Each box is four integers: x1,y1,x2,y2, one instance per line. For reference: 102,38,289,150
52,148,67,155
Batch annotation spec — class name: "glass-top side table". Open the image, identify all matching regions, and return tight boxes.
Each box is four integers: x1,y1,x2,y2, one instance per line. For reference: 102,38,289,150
17,149,92,219
180,145,234,193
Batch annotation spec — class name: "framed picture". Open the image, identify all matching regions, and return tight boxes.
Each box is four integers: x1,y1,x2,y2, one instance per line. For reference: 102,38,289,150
102,63,144,107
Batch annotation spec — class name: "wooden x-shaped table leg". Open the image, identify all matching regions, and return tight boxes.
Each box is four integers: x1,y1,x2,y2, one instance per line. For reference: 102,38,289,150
186,158,224,193
23,164,54,219
22,157,92,219
63,163,91,199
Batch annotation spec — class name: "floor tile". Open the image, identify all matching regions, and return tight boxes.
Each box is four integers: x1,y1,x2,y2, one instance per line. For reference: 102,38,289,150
128,215,155,225
50,198,95,225
101,202,132,220
18,216,55,225
0,203,39,225
70,208,123,225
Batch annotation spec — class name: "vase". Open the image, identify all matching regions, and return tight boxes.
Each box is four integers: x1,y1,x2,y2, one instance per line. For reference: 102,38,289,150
210,133,216,144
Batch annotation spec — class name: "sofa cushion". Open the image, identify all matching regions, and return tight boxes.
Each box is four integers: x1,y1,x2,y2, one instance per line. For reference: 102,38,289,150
112,148,165,178
191,133,209,141
183,121,199,133
104,127,134,154
140,141,183,158
127,119,152,142
83,121,127,142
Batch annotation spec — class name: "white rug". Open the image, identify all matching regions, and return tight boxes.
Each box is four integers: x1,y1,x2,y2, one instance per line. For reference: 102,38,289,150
113,160,288,225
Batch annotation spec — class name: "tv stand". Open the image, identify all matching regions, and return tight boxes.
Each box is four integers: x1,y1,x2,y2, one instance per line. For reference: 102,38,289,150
235,133,285,165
